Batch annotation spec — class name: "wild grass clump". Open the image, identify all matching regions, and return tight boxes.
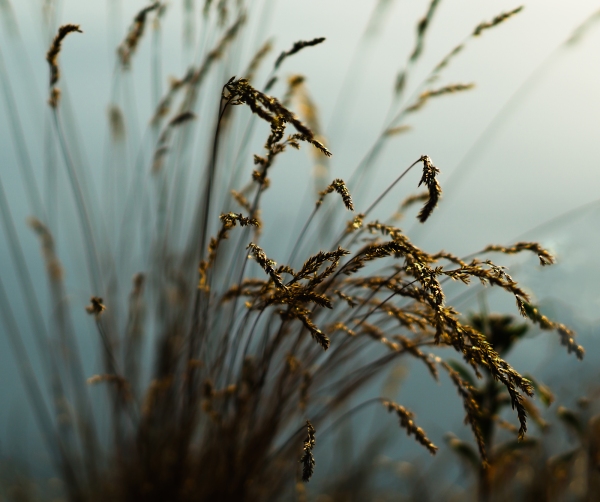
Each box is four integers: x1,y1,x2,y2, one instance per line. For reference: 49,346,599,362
0,1,593,501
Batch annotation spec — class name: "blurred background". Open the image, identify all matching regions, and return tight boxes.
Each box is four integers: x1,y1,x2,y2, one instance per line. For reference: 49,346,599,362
1,0,600,499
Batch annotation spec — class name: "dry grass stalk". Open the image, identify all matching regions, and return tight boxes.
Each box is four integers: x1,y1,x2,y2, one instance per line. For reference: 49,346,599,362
317,179,354,211
275,37,326,69
46,24,82,86
300,420,316,482
473,6,524,37
417,155,441,222
45,24,82,107
410,0,442,63
406,83,475,113
483,242,555,266
523,303,585,359
117,2,160,68
382,400,438,454
27,217,63,280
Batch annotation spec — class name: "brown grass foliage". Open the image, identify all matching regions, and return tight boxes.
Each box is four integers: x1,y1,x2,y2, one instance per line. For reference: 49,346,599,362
0,1,594,501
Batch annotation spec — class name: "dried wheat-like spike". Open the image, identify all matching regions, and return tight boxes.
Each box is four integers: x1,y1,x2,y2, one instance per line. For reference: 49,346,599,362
526,375,554,407
417,155,441,223
282,75,305,107
215,0,235,27
243,39,273,83
85,296,106,317
87,374,131,401
198,259,210,292
523,303,584,359
432,251,469,268
406,83,475,113
341,241,407,276
285,76,322,139
521,397,549,431
327,322,357,337
46,24,82,86
512,392,529,440
425,83,475,97
199,213,261,290
382,400,438,454
168,111,196,127
443,260,531,312
395,71,407,95
278,265,296,278
292,247,350,284
152,69,193,123
247,243,286,290
345,213,364,234
46,24,82,107
407,261,445,307
433,307,534,440
124,273,145,392
334,290,357,308
48,88,61,108
295,310,330,350
495,417,519,434
483,242,554,266
409,0,442,63
284,75,330,189
275,37,326,69
361,323,400,352
300,420,316,482
429,44,464,79
87,374,121,385
251,168,271,189
152,112,197,173
385,305,430,333
28,218,63,281
224,78,330,158
317,179,354,210
384,125,412,136
290,289,333,309
221,278,269,302
108,105,125,141
466,332,532,438
473,6,524,37
230,189,252,212
395,336,438,379
438,359,487,465
366,222,433,263
117,2,161,68
289,133,332,158
220,212,260,229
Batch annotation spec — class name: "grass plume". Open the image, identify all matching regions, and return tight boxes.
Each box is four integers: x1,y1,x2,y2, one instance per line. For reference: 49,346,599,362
0,2,592,501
